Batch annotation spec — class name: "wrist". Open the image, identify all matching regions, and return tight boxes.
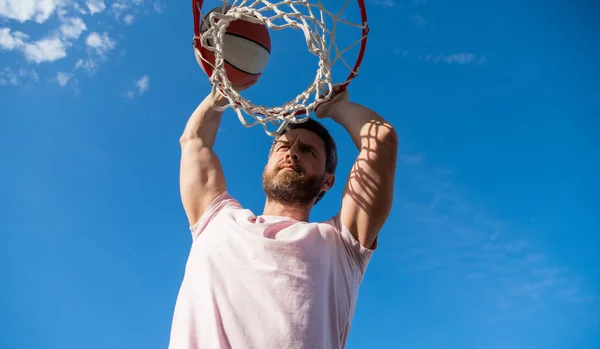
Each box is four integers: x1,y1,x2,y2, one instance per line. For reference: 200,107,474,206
215,92,229,107
205,91,228,109
330,100,352,123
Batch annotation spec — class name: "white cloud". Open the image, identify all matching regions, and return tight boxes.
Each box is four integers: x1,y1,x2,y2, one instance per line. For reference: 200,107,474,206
401,153,424,165
0,11,87,65
152,1,165,13
69,2,88,15
85,31,115,55
392,48,408,57
135,74,149,94
0,66,38,85
0,66,19,85
0,0,60,23
56,71,73,86
366,0,398,8
0,28,70,63
391,50,484,66
123,74,149,98
74,57,96,73
85,0,106,15
411,14,427,26
23,35,69,63
422,53,485,65
59,17,87,40
123,14,134,24
394,162,599,327
0,27,26,50
72,31,116,75
110,0,145,21
0,0,162,88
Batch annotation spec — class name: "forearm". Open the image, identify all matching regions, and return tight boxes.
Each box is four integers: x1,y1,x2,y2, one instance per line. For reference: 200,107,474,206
331,99,398,249
180,93,228,149
330,101,396,150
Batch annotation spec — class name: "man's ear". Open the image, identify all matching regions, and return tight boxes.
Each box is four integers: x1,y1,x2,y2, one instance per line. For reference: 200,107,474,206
321,173,335,192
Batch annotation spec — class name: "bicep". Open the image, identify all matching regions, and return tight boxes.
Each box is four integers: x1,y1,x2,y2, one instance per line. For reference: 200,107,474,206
180,138,226,226
340,128,398,249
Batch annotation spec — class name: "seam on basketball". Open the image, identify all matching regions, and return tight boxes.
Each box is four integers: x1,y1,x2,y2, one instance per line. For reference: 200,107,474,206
225,58,262,76
224,32,271,54
201,45,261,76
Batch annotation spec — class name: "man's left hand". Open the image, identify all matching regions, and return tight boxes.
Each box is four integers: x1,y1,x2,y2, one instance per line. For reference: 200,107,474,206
314,88,349,119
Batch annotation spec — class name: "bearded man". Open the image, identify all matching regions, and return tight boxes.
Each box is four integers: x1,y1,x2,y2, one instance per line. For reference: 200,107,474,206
169,81,398,349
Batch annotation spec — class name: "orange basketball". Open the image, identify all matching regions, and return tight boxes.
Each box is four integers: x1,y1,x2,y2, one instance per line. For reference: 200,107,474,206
196,5,271,86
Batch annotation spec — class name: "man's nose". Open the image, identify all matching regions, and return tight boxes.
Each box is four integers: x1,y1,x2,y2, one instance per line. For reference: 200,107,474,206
285,148,299,161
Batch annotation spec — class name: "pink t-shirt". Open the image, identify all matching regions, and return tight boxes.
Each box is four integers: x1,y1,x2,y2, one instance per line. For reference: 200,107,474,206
168,191,375,349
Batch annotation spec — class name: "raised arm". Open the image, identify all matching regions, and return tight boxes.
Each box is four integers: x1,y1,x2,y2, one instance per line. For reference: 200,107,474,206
316,90,398,249
179,92,229,226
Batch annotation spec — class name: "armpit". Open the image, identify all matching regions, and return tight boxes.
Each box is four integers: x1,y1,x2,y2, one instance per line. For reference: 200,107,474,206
190,191,241,239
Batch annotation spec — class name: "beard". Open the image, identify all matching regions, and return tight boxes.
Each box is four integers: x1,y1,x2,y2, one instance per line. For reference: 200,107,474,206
262,162,324,206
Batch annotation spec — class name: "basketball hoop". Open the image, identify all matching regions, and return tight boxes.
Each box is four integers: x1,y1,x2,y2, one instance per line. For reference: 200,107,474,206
192,0,369,136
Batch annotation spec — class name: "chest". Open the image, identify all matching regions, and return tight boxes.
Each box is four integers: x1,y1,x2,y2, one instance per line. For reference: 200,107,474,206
193,216,341,274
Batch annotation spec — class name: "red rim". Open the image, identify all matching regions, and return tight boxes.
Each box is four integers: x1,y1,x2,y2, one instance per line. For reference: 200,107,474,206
192,0,215,78
192,0,369,117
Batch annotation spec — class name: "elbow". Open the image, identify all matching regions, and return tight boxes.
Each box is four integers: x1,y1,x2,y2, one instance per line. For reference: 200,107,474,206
376,124,398,165
382,125,398,147
375,121,398,151
180,132,197,145
180,133,204,148
361,119,398,147
179,132,191,146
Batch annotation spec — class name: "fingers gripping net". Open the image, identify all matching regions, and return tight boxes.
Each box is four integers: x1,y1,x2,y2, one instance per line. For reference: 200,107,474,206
193,0,369,136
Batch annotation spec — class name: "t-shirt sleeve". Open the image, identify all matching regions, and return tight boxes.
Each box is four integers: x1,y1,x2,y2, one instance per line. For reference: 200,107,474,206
329,213,377,275
189,191,241,240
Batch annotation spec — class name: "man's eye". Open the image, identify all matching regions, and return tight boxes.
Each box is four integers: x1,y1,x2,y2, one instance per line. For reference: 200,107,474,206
302,147,315,156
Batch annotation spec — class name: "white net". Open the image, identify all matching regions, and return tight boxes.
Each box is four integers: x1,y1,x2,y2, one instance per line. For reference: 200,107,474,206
193,0,369,136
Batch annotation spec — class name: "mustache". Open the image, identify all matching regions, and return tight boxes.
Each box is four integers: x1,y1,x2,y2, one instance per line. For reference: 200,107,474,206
278,161,303,174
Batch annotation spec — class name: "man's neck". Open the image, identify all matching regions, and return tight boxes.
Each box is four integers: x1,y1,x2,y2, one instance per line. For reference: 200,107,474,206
262,199,312,222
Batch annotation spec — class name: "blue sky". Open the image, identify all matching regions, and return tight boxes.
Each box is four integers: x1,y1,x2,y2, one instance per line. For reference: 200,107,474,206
1,0,599,348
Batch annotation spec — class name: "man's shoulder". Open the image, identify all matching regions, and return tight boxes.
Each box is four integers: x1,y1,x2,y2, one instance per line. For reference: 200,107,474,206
203,191,245,216
318,213,377,268
189,191,247,238
312,213,344,232
212,190,241,207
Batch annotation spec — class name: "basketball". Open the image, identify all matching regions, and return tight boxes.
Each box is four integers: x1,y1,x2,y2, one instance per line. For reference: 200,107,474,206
195,5,271,86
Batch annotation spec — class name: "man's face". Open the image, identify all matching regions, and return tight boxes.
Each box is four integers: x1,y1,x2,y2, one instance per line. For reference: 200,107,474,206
262,128,334,206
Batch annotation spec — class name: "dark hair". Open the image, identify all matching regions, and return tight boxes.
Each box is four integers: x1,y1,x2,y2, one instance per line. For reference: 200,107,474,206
270,118,338,204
